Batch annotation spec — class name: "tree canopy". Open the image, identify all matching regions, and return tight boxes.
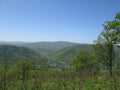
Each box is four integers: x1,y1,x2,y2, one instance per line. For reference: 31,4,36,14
94,12,120,77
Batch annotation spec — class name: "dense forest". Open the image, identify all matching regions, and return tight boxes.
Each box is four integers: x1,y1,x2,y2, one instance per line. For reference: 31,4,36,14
0,13,120,90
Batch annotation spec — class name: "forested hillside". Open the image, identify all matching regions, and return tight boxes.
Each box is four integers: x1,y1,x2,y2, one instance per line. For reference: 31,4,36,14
51,44,92,64
0,44,119,70
0,45,48,65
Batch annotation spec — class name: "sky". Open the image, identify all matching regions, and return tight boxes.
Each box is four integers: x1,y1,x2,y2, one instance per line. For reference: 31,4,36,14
0,0,120,43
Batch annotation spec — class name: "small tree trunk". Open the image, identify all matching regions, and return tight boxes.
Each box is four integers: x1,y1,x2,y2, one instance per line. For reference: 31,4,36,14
108,43,114,77
109,59,113,77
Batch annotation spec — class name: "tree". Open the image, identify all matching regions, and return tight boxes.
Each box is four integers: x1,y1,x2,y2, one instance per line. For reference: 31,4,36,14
72,50,97,72
94,12,120,77
12,57,33,82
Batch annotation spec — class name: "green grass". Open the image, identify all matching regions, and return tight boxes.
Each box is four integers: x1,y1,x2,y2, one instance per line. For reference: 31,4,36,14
0,70,120,90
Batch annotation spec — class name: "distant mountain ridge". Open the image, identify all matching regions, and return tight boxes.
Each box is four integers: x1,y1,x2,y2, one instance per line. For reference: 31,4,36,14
0,41,27,45
0,41,81,55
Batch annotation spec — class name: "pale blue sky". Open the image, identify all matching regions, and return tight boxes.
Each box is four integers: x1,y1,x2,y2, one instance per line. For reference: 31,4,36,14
0,0,120,43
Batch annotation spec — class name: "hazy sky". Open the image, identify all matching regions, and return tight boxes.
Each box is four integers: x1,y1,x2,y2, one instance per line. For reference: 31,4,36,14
0,0,120,43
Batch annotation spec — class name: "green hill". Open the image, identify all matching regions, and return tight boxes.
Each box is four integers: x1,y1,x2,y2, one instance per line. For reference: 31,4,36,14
52,44,120,68
51,44,93,64
0,45,70,70
0,45,48,65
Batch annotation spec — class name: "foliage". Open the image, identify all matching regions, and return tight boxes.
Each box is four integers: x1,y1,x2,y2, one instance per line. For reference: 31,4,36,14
0,65,120,90
11,57,34,81
94,12,120,76
72,50,99,72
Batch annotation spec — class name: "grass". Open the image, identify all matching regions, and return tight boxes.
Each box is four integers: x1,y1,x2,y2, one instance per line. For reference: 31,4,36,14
0,70,120,90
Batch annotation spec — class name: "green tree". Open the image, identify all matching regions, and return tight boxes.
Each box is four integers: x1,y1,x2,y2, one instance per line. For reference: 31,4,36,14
12,57,33,82
72,50,97,72
94,12,120,77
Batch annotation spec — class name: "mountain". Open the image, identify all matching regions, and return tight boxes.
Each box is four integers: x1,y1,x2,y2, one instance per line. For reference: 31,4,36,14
0,42,119,70
0,45,48,65
51,44,120,68
0,41,27,45
0,41,80,55
51,44,93,64
20,41,80,55
0,45,71,70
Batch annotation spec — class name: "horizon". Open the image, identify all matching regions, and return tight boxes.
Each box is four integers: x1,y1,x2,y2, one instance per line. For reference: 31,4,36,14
0,40,89,44
0,0,120,43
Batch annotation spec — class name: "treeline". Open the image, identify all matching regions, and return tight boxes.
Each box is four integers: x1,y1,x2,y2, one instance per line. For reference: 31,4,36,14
0,57,120,90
